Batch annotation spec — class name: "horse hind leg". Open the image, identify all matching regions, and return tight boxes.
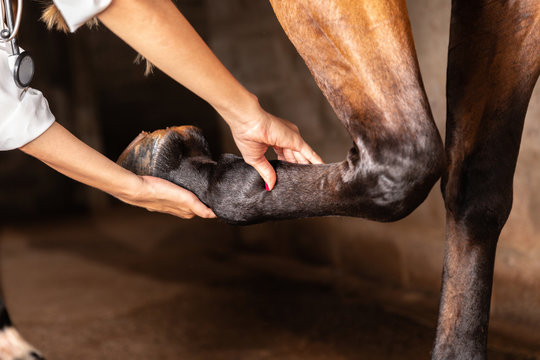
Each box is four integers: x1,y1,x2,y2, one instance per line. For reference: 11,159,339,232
118,0,444,224
0,298,44,360
433,0,540,358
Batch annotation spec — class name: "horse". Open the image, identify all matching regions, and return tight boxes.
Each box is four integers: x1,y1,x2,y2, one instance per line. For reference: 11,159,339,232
0,0,537,359
117,0,540,359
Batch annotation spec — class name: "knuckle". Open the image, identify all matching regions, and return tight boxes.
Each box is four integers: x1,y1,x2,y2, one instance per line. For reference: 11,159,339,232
244,157,257,166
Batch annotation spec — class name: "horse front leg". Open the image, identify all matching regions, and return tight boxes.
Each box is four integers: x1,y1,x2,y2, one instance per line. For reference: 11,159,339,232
119,0,444,224
433,1,540,358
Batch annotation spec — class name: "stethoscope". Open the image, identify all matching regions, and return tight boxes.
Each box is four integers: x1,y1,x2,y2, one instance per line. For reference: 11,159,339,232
0,0,34,88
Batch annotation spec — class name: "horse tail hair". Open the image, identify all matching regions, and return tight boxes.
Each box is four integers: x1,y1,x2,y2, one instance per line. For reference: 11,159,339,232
39,1,154,75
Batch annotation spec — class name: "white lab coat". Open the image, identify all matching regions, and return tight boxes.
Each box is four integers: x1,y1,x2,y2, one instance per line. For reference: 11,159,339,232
0,0,111,151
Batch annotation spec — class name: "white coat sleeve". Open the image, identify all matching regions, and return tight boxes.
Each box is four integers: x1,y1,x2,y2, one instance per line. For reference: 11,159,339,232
52,0,112,33
0,46,55,151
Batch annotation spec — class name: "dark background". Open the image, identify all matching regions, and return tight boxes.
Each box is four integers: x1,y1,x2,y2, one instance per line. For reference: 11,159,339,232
0,0,222,218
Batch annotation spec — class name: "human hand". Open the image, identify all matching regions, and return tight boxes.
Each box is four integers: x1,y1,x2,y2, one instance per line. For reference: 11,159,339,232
119,175,216,219
19,122,215,220
225,101,323,191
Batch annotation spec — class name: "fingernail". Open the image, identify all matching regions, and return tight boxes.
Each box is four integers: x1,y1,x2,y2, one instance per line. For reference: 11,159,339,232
265,183,270,191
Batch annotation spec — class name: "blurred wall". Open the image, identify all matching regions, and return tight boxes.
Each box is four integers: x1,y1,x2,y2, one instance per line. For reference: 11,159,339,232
0,0,538,346
0,0,221,218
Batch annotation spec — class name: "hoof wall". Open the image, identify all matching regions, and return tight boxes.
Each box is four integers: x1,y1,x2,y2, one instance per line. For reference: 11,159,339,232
117,126,210,176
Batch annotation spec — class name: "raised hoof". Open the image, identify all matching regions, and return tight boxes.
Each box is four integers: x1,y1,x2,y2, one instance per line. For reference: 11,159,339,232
16,351,45,360
0,327,44,360
117,125,211,177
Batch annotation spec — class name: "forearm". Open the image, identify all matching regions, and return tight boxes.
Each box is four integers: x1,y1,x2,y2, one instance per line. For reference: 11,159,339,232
97,0,322,190
20,122,140,200
20,122,216,218
97,0,258,125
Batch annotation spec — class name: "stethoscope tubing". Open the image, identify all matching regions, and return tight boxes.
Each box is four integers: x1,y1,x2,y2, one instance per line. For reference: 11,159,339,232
1,0,34,88
1,0,22,43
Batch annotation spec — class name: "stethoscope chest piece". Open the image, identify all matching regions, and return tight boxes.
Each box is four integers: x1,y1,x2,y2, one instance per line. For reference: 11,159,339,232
13,50,33,87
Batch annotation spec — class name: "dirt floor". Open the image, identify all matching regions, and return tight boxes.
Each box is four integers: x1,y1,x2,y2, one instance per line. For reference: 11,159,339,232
0,207,538,360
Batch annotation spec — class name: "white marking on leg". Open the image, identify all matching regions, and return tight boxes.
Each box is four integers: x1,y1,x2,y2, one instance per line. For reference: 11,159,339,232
0,327,41,360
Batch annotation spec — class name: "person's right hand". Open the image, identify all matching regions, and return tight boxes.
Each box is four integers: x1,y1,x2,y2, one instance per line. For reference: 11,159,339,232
117,175,216,219
20,122,216,220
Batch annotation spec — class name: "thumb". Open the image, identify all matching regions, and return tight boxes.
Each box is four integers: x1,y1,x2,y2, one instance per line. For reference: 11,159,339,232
250,158,277,191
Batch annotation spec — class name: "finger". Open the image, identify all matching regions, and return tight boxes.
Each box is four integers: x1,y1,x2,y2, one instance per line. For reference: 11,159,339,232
273,147,286,161
299,143,324,164
283,148,297,163
166,208,195,219
248,157,276,190
292,150,309,165
191,202,217,218
281,131,324,165
179,211,195,219
182,193,216,218
146,177,216,219
171,205,205,219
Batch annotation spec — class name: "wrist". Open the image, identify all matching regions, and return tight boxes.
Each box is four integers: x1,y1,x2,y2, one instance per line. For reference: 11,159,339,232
213,91,262,128
111,172,145,202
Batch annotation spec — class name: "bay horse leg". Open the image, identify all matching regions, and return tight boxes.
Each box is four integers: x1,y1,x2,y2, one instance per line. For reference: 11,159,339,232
119,0,445,225
433,1,540,358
